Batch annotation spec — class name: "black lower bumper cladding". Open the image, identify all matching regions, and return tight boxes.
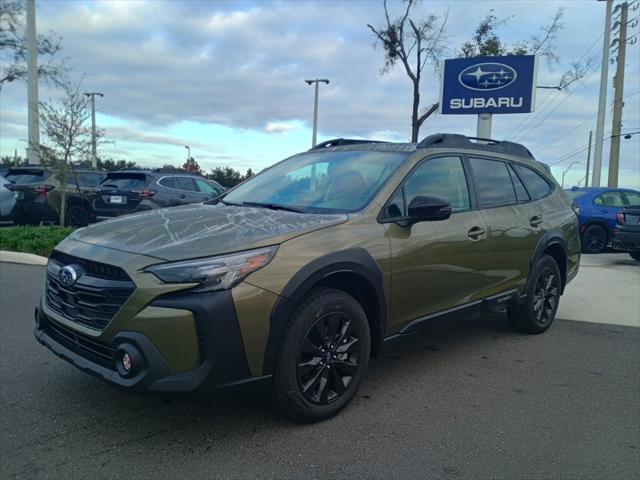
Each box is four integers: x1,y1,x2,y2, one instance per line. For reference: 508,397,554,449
35,290,262,393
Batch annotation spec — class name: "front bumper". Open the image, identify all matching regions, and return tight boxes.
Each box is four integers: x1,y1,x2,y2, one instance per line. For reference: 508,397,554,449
35,289,263,393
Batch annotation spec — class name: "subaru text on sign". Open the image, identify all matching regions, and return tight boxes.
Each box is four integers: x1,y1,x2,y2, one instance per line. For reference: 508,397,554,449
440,55,538,115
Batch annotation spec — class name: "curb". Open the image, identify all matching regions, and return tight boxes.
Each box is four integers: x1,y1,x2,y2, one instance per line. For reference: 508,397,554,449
0,250,48,266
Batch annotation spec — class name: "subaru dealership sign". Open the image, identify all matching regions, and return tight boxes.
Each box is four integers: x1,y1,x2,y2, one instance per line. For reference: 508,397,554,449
440,55,538,115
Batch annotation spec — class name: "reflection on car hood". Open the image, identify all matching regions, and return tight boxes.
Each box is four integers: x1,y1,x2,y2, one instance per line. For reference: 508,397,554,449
68,203,347,261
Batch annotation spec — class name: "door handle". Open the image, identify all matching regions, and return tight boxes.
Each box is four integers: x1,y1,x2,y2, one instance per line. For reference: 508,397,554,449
468,226,486,240
530,215,543,227
180,194,186,199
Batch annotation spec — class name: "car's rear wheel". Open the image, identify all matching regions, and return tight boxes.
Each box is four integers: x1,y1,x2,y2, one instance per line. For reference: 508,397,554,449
272,287,370,422
581,224,608,253
508,254,561,334
65,205,89,227
630,252,640,262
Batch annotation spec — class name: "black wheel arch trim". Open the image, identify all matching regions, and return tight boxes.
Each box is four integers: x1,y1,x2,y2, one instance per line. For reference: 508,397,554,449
263,247,387,375
530,230,569,293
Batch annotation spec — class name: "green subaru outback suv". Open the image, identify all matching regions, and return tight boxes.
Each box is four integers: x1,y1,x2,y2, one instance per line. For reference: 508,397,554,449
35,133,580,421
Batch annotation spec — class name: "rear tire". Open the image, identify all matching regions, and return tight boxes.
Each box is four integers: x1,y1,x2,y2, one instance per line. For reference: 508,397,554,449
272,287,370,422
581,224,608,253
630,252,640,262
65,205,89,227
508,254,561,334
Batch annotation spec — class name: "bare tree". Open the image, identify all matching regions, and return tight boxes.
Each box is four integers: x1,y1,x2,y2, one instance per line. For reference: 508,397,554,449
0,0,66,90
39,79,96,226
368,0,448,142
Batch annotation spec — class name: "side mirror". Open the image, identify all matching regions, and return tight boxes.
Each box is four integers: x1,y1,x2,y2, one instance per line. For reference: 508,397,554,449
407,195,452,222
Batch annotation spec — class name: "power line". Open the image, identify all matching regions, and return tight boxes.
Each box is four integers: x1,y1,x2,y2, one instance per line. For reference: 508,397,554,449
513,61,602,142
508,32,603,140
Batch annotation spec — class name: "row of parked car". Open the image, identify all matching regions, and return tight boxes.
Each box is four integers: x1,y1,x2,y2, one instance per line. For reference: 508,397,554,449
0,167,225,226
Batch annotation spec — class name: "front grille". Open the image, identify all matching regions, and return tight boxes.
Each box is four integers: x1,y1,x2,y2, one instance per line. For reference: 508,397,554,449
50,251,130,281
44,318,116,370
46,252,135,330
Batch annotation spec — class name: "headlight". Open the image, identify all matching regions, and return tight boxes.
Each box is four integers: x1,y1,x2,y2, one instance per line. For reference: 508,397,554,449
146,246,277,292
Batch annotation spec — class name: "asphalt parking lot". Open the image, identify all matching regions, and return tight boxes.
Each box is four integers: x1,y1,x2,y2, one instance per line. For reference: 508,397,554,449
1,256,638,480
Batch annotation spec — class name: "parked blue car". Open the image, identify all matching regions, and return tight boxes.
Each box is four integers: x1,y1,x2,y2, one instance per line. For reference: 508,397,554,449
566,187,640,253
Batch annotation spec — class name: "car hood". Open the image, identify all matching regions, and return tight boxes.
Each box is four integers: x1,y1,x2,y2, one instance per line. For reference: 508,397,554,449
68,203,348,261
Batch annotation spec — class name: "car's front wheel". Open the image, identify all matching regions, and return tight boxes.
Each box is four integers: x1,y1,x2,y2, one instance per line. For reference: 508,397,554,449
508,254,562,334
272,287,370,422
630,251,640,262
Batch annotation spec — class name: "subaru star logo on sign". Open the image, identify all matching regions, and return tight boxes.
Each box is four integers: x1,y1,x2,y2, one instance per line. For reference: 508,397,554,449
440,55,537,115
59,265,78,287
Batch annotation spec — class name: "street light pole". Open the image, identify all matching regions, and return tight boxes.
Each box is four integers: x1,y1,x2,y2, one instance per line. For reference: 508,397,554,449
305,79,330,147
561,161,581,188
84,92,104,168
185,145,191,161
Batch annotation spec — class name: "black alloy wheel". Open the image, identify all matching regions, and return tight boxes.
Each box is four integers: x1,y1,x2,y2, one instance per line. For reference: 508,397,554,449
65,205,89,227
532,267,559,327
297,312,361,405
582,224,607,253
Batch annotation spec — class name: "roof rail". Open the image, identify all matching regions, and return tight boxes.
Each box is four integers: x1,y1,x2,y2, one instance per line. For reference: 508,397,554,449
310,138,387,150
417,133,534,159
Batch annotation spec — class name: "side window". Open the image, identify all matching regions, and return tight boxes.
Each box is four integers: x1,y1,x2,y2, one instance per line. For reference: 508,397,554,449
175,177,198,192
403,156,470,212
512,164,552,200
469,158,517,208
386,189,405,217
195,179,218,195
623,191,640,206
158,177,177,189
594,191,625,207
508,164,531,203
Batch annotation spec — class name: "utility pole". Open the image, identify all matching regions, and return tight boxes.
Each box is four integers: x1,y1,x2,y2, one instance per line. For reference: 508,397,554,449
585,130,593,187
608,1,629,188
592,0,613,187
84,92,104,168
305,79,330,147
26,0,40,165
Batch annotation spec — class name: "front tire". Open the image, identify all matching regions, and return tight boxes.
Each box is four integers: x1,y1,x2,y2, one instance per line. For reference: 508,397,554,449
508,254,561,334
630,252,640,262
272,287,371,422
581,224,608,253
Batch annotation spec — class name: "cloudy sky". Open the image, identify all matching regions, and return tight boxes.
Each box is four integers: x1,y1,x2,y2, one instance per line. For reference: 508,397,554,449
1,0,639,187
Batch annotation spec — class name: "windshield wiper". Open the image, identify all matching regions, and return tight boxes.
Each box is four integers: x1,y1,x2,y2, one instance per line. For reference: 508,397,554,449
241,201,305,213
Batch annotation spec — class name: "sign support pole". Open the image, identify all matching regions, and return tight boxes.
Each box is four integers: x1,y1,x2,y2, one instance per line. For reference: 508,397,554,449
476,113,492,139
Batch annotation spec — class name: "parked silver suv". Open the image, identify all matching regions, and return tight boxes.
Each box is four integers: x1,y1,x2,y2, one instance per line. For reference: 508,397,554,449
94,169,225,217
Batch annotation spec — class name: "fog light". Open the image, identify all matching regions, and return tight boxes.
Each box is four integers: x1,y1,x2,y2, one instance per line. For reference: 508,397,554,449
121,352,132,373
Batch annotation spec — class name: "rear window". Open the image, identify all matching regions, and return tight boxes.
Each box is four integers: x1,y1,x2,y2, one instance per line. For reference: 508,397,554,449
100,173,150,190
5,170,52,184
72,172,105,187
513,164,552,200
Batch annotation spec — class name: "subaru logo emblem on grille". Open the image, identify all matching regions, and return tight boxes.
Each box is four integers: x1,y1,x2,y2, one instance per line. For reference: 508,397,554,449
59,265,78,286
458,63,517,91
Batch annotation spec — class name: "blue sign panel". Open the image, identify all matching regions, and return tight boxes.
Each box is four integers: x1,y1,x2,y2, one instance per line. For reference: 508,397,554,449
440,55,538,115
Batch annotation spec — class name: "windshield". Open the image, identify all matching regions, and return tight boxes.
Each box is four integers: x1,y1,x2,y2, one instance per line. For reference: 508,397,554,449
222,150,408,213
566,190,587,200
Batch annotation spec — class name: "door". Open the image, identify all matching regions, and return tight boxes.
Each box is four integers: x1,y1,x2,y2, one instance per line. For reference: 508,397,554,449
174,177,201,205
468,157,547,297
385,156,487,332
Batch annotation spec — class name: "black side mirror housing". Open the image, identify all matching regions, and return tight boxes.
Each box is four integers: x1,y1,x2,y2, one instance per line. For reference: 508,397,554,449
407,196,452,222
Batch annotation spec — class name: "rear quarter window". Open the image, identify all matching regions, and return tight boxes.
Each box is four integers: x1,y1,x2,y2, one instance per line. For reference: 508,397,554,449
512,164,552,200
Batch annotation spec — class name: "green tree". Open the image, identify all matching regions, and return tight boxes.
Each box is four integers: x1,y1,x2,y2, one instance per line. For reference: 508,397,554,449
368,0,447,142
207,166,244,188
182,157,202,175
39,79,93,226
0,0,66,90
